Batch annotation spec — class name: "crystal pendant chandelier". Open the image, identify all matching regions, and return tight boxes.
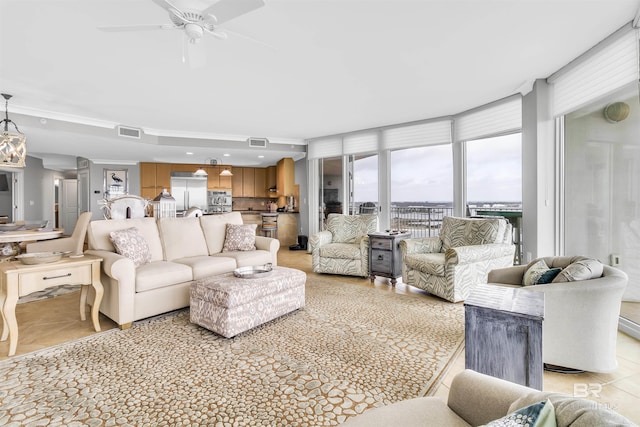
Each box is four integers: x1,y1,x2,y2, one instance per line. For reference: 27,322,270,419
0,93,26,168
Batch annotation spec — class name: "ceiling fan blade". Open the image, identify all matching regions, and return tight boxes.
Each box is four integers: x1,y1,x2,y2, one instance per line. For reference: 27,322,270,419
98,24,177,32
151,0,184,14
202,0,265,25
222,28,275,50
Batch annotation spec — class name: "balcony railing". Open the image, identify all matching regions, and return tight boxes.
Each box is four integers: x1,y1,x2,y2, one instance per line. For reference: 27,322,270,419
390,206,454,238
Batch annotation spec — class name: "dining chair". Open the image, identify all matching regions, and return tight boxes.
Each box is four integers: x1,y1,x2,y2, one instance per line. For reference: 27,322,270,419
26,211,93,255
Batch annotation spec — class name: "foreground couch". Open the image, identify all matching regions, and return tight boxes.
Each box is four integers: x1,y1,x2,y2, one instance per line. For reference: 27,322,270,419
340,369,635,426
400,216,515,302
488,256,628,373
85,212,279,329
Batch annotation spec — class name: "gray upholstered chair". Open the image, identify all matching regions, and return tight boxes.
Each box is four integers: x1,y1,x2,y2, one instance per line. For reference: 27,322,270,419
400,216,515,302
488,256,628,373
310,214,378,278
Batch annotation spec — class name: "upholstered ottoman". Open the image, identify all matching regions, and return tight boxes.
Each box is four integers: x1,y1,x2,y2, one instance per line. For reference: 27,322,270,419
189,266,306,338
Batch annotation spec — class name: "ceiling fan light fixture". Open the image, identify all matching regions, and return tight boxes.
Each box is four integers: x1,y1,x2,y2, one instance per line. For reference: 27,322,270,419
184,23,204,42
0,93,27,168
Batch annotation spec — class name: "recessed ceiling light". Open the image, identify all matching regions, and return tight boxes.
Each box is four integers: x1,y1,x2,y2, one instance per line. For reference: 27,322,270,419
258,155,264,158
186,152,193,155
223,153,230,157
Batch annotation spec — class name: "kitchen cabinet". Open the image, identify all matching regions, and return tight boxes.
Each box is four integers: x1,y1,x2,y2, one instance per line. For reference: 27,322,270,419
206,165,220,189
277,157,295,196
243,168,255,197
266,166,277,196
231,167,244,197
140,163,156,188
219,166,232,189
156,163,172,189
254,168,266,197
171,164,197,174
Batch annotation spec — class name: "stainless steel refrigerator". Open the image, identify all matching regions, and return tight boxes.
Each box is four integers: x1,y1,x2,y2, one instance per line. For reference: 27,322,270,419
170,172,208,214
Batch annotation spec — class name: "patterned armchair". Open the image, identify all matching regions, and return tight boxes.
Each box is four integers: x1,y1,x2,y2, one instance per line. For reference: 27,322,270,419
400,216,515,302
310,214,378,278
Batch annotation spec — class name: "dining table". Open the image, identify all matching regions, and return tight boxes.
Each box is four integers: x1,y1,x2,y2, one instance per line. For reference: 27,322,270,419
0,228,64,259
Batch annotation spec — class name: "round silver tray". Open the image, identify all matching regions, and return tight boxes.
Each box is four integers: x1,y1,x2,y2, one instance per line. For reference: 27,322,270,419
233,263,273,279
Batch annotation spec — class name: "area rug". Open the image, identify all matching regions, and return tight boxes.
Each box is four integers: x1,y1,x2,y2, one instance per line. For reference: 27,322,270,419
0,276,464,426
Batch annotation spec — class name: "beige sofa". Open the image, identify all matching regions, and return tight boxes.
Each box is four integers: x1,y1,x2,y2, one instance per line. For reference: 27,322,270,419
85,212,279,329
340,369,635,426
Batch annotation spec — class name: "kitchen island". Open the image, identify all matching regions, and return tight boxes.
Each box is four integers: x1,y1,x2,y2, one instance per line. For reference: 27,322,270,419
238,211,299,247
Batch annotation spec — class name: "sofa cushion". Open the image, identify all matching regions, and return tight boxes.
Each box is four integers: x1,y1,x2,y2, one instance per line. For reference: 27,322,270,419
482,399,555,427
552,258,604,283
213,250,273,268
223,224,257,252
318,242,362,260
200,212,244,255
404,252,446,276
87,217,164,262
327,214,377,244
440,217,506,250
173,256,238,280
135,261,193,292
157,217,209,261
109,227,151,267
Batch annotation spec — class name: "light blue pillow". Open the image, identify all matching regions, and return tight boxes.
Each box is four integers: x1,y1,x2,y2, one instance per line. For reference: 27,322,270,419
482,399,556,427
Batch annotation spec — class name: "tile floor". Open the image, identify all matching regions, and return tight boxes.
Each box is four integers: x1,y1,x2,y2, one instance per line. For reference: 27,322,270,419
1,249,638,423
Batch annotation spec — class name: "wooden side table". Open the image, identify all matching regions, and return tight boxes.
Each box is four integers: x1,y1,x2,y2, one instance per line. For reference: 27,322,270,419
368,231,411,285
0,255,104,356
464,283,544,390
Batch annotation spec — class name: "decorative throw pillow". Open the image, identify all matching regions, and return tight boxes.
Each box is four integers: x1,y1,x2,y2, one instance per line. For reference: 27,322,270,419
222,224,257,252
109,227,151,267
552,258,604,283
482,399,556,427
523,259,550,286
534,268,562,285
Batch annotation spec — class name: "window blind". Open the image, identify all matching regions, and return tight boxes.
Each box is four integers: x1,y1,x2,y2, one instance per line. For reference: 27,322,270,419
454,95,522,142
381,120,452,150
343,132,379,155
307,136,343,160
548,26,639,117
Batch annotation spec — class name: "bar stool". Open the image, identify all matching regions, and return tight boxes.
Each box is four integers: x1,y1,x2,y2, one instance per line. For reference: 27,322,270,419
260,213,278,239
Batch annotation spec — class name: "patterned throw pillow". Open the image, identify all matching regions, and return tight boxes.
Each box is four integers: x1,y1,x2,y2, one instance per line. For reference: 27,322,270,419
482,399,556,427
109,227,151,267
522,259,562,286
552,258,603,283
222,224,257,252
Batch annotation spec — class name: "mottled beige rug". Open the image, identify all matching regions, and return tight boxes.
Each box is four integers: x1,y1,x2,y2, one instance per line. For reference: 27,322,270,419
0,277,464,426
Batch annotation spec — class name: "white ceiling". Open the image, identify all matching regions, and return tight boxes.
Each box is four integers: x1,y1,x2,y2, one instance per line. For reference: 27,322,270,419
1,0,639,169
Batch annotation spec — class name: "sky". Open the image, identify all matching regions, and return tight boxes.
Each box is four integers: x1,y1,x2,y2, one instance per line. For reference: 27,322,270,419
353,133,522,203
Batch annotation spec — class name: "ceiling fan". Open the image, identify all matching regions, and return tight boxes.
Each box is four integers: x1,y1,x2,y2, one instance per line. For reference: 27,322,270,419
99,0,265,66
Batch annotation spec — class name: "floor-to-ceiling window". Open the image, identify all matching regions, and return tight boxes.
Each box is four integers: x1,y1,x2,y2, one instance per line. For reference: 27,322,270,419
564,84,640,332
465,133,523,262
350,154,378,215
390,144,453,237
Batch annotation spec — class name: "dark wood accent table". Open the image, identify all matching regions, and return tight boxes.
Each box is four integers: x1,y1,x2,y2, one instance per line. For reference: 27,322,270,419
368,231,411,285
464,283,544,390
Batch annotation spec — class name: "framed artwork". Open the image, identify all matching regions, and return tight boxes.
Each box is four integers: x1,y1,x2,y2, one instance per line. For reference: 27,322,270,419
104,168,128,199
